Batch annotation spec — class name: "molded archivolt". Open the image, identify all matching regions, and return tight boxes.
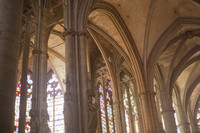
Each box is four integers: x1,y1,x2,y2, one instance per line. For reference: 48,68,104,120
88,1,145,96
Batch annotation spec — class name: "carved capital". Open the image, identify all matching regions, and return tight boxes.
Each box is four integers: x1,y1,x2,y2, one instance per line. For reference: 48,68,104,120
77,30,87,36
63,29,74,36
32,49,41,55
87,89,96,111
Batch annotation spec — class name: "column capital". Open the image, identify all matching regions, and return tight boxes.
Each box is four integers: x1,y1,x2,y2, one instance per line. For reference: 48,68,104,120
32,49,41,55
32,49,49,58
139,90,156,96
77,30,87,36
63,29,74,36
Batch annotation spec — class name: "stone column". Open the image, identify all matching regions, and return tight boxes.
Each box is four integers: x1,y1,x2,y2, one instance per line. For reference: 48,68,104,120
187,104,199,133
173,89,190,133
178,122,190,133
139,91,161,133
63,30,89,133
63,28,77,133
133,81,144,133
63,0,89,131
37,14,50,133
161,109,177,133
18,21,31,133
31,5,50,133
112,69,124,133
87,42,98,133
157,86,177,133
0,0,23,132
78,32,89,133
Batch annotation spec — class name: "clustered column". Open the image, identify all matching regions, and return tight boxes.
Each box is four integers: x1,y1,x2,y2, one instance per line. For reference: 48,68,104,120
161,108,177,133
159,88,177,133
0,0,23,132
63,0,89,132
30,3,50,133
139,90,161,133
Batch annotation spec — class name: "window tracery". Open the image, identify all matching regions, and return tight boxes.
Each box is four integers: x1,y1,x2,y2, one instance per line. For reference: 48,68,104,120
14,73,64,133
120,74,139,133
47,73,64,133
93,59,116,133
97,73,116,133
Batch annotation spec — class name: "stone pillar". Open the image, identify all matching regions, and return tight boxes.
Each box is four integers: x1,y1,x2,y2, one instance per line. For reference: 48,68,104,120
178,122,190,133
31,5,50,133
112,69,124,133
139,91,161,133
161,109,177,133
63,30,89,133
63,0,89,132
37,14,50,133
173,89,190,133
78,32,89,133
86,39,97,133
187,104,199,133
0,0,23,132
63,28,77,133
18,21,31,133
133,81,144,133
157,86,177,133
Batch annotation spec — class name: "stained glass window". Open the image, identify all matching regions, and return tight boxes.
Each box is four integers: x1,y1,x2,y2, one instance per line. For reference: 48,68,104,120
14,75,33,133
98,78,116,133
196,101,200,129
99,84,107,132
121,75,140,133
47,73,64,133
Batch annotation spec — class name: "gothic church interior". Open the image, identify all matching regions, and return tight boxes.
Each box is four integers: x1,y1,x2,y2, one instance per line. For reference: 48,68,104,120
0,0,200,133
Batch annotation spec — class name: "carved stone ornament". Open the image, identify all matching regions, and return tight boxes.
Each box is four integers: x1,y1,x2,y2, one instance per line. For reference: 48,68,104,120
87,89,96,111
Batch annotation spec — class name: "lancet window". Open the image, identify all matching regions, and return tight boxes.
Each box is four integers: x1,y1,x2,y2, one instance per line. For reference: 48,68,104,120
93,58,116,133
120,74,140,133
47,73,64,133
14,74,33,133
196,99,200,129
97,72,116,133
14,73,64,133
